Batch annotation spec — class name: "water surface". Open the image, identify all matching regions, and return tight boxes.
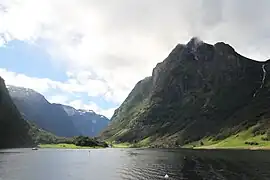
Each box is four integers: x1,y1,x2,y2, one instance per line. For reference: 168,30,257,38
0,148,270,180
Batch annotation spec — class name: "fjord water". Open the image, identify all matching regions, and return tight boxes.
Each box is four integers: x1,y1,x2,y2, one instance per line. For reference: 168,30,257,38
1,148,270,180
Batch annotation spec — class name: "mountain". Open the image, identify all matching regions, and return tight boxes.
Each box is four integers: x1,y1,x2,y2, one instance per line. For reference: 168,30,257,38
7,86,79,137
0,77,33,148
101,37,270,147
27,120,60,144
7,86,109,137
55,104,110,137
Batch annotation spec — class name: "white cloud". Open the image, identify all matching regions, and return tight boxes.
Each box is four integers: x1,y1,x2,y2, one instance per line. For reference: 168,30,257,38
68,99,115,119
0,68,53,93
47,95,69,105
0,68,122,103
1,0,270,109
0,68,116,118
46,95,116,119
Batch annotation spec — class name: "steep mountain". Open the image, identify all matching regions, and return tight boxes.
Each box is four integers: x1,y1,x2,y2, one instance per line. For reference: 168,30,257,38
7,86,110,137
54,104,110,137
7,86,79,137
0,77,33,148
27,120,60,144
101,37,270,147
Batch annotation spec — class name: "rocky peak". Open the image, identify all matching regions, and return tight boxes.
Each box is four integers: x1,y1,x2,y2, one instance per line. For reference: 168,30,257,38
7,85,48,104
214,42,235,54
186,37,204,50
56,104,77,116
150,37,265,105
101,38,270,147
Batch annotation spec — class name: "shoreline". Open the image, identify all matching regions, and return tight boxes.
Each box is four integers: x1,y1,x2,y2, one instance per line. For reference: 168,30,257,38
109,143,270,151
2,145,270,151
190,146,270,151
38,143,106,149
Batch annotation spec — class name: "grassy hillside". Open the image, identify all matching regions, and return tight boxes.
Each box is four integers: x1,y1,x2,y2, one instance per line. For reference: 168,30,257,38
184,124,270,149
27,121,60,145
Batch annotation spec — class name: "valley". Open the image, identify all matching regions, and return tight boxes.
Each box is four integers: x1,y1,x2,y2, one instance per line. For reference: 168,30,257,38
0,78,110,149
2,38,270,151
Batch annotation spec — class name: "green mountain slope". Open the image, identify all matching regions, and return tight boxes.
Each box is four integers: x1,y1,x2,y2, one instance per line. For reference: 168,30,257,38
27,120,60,144
101,37,270,148
0,77,33,148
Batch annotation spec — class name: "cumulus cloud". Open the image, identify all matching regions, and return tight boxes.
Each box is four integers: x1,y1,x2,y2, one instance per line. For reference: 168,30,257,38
0,68,115,118
0,68,53,93
68,99,115,118
47,95,69,105
1,0,270,108
0,68,124,102
48,96,115,118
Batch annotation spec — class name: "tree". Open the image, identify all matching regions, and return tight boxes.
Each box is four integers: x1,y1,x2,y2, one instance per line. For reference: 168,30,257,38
73,136,108,147
267,130,270,140
200,141,204,146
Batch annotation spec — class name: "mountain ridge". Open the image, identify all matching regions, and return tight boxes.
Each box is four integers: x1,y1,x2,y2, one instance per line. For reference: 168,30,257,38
7,85,109,137
54,103,110,137
101,37,270,148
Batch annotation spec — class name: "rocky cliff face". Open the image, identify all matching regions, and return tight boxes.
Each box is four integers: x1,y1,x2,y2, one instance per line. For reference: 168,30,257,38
0,77,33,148
101,37,270,147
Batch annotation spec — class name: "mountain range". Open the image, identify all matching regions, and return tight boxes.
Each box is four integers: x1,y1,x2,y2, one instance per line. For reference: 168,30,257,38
101,37,270,148
3,37,270,149
55,104,110,136
7,85,110,137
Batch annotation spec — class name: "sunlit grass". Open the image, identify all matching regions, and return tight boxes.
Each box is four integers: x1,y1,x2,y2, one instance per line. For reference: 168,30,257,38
105,137,152,148
185,125,270,150
133,137,151,147
112,142,132,148
39,143,103,149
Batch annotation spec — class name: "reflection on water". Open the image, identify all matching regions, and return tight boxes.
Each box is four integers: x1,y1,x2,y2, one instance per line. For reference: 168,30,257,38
0,148,270,180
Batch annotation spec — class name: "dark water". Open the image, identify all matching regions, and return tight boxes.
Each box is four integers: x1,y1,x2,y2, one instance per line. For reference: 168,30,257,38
0,148,270,180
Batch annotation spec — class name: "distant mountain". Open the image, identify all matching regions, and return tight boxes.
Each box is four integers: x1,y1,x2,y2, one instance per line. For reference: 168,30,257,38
0,77,33,148
7,85,78,137
7,86,109,137
101,37,270,147
55,104,110,137
27,120,60,144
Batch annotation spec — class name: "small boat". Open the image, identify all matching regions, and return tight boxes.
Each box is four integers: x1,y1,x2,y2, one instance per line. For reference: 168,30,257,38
164,174,169,178
32,147,38,150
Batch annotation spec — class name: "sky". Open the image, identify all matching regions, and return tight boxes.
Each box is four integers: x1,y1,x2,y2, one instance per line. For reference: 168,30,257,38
1,0,270,119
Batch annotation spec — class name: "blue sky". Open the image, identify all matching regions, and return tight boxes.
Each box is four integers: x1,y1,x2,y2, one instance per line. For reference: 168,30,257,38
0,40,119,118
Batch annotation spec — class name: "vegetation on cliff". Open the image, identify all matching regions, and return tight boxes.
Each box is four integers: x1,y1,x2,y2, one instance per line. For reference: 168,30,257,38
101,37,270,148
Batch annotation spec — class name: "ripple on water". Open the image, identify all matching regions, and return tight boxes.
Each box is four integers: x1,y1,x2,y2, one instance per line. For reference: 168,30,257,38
117,160,186,180
2,148,270,180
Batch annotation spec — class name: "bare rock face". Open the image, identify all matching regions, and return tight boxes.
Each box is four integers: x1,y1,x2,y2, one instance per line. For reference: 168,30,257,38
0,77,33,148
101,37,270,147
